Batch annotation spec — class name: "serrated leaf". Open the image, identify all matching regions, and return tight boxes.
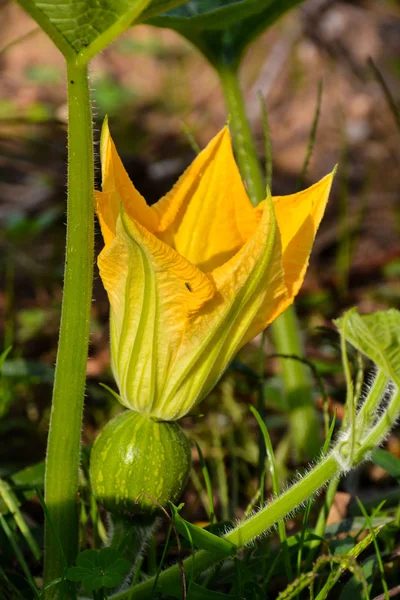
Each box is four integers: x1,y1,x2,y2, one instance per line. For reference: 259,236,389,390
16,0,188,62
148,0,305,69
334,309,400,386
170,504,236,557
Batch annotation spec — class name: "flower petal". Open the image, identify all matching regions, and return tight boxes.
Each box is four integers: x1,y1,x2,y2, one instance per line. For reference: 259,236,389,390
157,194,288,418
98,118,158,243
272,171,335,297
98,208,215,416
153,127,261,271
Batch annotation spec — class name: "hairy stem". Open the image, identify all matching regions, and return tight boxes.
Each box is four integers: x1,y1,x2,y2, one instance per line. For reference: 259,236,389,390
111,454,340,600
44,62,94,596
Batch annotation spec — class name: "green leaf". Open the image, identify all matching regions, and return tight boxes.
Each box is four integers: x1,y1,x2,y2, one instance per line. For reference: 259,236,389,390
11,462,45,490
67,548,130,591
371,448,400,481
170,504,236,557
148,0,305,69
16,0,188,63
76,549,99,569
334,308,400,386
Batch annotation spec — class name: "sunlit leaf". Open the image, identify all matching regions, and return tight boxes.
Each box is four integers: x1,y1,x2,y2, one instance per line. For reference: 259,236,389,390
16,0,188,61
334,308,400,386
148,0,305,69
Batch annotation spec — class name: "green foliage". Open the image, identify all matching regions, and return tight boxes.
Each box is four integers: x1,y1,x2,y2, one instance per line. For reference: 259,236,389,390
334,309,400,386
149,0,305,69
67,548,130,591
16,0,188,62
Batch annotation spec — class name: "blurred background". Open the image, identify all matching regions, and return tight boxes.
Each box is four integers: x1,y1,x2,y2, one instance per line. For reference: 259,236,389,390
1,0,400,522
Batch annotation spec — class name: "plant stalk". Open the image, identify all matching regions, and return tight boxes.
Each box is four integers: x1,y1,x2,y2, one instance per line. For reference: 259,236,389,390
217,62,319,459
271,310,321,459
43,62,94,595
218,65,265,205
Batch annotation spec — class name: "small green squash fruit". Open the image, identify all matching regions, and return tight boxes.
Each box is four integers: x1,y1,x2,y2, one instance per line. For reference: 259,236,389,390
90,410,191,515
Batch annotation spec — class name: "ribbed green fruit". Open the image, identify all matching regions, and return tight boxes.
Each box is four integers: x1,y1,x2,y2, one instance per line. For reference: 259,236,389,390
90,410,191,515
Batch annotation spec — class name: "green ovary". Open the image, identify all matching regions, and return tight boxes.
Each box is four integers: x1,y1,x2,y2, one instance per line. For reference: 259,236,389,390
90,410,192,515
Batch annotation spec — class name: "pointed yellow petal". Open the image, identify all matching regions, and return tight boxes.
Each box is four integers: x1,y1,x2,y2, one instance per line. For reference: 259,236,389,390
97,118,158,243
272,171,335,297
95,190,118,247
158,195,288,416
153,127,261,271
98,209,215,416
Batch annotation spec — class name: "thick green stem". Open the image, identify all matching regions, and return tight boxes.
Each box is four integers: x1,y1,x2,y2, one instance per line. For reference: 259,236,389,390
217,63,319,459
44,62,94,595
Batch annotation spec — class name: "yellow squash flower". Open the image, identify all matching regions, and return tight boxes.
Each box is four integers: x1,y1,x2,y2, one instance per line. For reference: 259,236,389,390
96,120,334,421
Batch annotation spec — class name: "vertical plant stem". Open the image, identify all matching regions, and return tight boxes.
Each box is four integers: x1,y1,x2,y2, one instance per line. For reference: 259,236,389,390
44,61,94,593
218,65,265,206
271,310,320,459
217,63,319,459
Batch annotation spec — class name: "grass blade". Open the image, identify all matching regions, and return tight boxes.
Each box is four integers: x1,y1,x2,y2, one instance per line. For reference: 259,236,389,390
0,513,40,598
369,57,400,134
0,479,41,561
297,80,323,191
196,442,215,524
250,405,292,582
258,93,273,191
